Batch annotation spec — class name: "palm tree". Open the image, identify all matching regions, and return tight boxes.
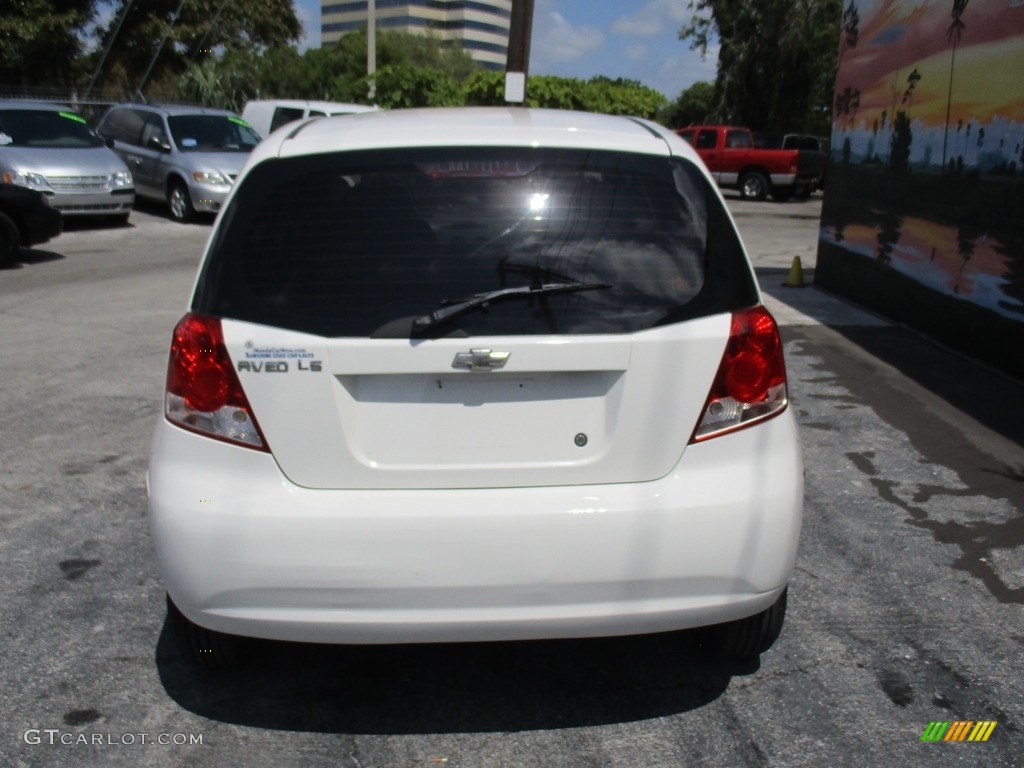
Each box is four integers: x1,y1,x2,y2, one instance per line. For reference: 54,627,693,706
902,68,921,107
942,0,970,173
840,2,860,64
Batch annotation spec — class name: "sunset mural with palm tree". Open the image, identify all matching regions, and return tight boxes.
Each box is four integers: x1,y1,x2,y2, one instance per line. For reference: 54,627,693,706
834,0,1023,167
817,0,1024,377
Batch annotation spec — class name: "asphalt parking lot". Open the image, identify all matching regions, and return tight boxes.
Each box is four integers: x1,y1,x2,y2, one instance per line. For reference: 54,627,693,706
1,196,1022,767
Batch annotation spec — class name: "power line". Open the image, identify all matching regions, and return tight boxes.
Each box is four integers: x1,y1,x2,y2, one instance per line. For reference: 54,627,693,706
136,0,189,100
84,0,137,99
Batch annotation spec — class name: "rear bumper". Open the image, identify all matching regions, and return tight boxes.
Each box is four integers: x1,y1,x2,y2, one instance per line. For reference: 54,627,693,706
768,172,798,187
148,411,803,644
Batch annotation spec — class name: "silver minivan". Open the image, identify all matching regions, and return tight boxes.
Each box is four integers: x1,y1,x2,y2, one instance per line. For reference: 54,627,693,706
97,103,260,223
0,100,135,223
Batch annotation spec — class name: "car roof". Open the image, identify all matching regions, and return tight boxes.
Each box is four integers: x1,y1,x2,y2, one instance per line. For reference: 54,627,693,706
108,103,241,118
244,99,378,113
0,100,79,112
259,107,683,161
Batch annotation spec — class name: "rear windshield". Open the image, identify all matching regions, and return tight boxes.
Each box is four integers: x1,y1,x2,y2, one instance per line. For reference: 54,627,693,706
167,115,260,152
0,109,104,149
194,147,756,337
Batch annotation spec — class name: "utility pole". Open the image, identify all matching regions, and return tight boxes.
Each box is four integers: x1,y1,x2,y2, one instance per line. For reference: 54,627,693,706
504,0,534,104
367,0,376,101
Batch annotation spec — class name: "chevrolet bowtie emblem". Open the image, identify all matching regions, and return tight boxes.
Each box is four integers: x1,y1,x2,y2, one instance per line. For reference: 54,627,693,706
452,349,510,371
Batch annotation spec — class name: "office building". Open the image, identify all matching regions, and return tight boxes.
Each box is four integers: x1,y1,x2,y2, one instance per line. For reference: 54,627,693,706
321,1,512,70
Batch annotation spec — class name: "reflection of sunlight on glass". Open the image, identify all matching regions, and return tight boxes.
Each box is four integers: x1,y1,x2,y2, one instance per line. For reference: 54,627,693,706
529,193,549,219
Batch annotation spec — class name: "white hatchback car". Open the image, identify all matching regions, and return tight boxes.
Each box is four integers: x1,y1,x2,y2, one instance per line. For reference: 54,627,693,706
148,107,803,666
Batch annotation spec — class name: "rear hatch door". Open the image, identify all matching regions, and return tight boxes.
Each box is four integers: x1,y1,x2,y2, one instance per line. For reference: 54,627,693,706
223,319,728,490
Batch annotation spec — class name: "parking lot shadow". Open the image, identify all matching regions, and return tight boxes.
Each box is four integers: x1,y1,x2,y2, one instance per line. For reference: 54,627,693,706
759,267,1024,454
0,247,65,269
131,197,216,224
155,619,750,734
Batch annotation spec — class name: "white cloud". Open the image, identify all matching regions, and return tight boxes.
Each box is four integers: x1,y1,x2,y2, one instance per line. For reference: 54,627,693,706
523,0,718,98
611,0,693,38
624,43,649,63
655,46,718,93
531,1,605,68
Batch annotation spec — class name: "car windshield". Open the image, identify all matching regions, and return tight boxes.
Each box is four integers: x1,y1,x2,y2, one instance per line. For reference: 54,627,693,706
167,115,260,152
196,147,757,337
0,109,104,149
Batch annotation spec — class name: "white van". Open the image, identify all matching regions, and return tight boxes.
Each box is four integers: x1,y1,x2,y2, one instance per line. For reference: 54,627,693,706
241,100,378,138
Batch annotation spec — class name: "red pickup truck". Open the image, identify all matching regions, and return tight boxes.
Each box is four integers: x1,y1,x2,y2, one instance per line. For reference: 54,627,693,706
676,126,825,201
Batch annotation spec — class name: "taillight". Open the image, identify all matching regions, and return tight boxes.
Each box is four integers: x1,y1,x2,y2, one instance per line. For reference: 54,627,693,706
691,306,788,442
165,313,268,451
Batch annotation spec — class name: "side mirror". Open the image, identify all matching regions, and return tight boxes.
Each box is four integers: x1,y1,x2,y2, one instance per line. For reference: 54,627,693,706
147,135,171,152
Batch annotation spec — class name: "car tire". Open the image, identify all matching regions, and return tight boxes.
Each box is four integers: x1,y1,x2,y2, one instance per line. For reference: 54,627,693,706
739,171,770,201
0,211,21,267
695,587,788,658
166,593,245,668
167,180,196,224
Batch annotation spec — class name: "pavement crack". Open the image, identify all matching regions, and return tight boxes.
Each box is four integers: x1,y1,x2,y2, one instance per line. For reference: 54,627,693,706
847,451,1024,604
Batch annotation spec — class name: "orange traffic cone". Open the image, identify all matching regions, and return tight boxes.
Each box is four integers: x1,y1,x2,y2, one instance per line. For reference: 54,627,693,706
782,256,806,288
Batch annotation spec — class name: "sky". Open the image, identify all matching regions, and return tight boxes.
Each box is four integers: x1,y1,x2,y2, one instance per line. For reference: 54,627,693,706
295,0,719,99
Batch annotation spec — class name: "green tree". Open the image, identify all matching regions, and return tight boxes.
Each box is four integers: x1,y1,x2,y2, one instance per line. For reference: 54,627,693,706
0,0,97,89
245,46,310,99
176,30,480,109
176,50,260,111
658,81,717,127
528,76,591,110
463,72,665,119
462,71,507,105
361,65,463,108
176,32,666,117
264,29,478,102
92,0,301,98
680,0,843,134
375,30,479,82
579,76,666,118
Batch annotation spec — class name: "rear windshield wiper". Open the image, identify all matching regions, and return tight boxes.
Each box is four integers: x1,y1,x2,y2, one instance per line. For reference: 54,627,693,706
412,282,611,333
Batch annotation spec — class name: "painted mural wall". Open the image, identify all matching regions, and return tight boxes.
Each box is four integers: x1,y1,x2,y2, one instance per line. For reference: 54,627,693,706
816,0,1024,377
